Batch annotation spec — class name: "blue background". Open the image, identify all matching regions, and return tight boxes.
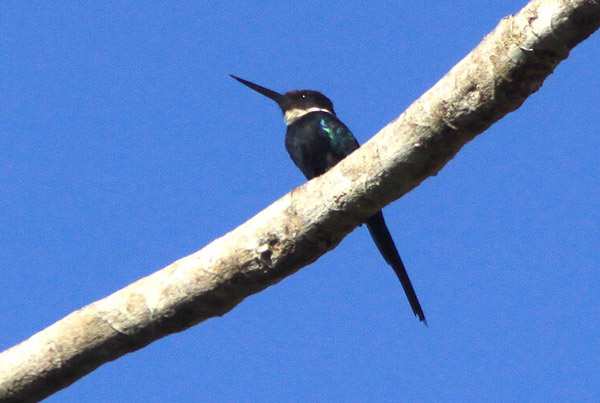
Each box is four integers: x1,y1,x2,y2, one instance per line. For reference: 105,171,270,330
2,1,599,402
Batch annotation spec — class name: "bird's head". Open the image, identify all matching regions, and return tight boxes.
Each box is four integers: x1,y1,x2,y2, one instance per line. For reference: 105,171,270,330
230,75,335,125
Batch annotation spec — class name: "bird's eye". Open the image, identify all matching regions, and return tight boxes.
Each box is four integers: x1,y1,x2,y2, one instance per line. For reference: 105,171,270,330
301,93,307,99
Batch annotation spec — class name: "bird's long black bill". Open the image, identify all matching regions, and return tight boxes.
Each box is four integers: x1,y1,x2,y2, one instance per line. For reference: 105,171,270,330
366,211,427,325
230,74,282,104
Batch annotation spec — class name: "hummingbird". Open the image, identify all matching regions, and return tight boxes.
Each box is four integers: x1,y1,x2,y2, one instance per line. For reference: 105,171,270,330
231,75,426,324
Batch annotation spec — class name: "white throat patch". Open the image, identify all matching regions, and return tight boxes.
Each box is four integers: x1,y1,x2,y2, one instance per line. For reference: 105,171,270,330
284,107,332,126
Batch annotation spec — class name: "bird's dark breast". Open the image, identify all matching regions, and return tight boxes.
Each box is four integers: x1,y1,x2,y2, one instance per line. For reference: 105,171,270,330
285,112,341,179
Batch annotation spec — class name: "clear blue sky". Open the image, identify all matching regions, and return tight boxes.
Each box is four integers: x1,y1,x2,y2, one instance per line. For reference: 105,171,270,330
2,1,599,402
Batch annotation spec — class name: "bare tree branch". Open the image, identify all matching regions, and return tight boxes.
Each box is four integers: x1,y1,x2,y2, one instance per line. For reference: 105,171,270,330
1,1,599,401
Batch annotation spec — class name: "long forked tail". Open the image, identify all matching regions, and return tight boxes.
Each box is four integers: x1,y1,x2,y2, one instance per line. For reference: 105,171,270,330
366,211,427,324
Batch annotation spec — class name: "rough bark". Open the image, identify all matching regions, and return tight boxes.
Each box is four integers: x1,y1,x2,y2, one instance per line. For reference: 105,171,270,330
1,1,599,401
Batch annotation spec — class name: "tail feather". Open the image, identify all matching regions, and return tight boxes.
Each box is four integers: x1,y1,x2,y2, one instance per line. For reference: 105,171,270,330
366,211,426,324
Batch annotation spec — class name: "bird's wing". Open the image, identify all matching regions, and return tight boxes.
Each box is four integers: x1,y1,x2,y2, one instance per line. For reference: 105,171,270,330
317,114,360,158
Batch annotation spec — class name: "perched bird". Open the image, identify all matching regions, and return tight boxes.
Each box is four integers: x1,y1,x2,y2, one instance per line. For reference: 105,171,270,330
231,75,426,324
